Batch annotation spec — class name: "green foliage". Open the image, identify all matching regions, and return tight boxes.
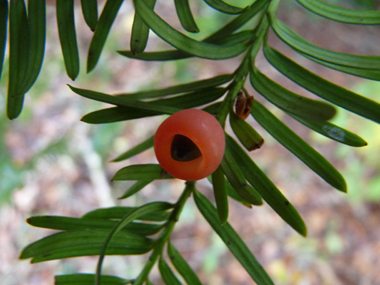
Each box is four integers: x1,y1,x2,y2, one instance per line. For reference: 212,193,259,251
167,241,203,285
87,0,123,72
296,0,380,24
194,189,274,285
55,274,130,285
0,0,378,283
7,0,28,119
80,0,98,31
250,101,347,192
211,165,228,224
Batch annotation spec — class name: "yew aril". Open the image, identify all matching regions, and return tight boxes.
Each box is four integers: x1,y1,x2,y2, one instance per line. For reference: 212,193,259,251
154,109,225,181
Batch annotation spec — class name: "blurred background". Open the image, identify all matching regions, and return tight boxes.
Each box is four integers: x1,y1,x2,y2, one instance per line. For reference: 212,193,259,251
0,0,380,284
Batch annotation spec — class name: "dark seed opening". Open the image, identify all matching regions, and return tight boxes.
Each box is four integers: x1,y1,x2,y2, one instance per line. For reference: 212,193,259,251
171,134,202,162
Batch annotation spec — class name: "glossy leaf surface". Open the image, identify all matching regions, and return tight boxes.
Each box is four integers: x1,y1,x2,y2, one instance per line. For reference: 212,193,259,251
250,68,336,121
226,135,307,236
20,229,154,263
112,136,154,162
205,0,268,42
120,0,267,61
203,0,246,15
230,112,264,151
117,74,231,99
96,202,174,284
113,164,174,180
167,242,203,285
20,0,45,94
82,206,171,222
296,0,380,25
134,0,248,60
299,52,380,81
69,85,181,114
27,215,163,236
211,30,255,45
212,166,229,224
118,49,191,61
269,15,380,70
250,101,347,192
82,106,159,124
118,180,154,200
87,0,123,72
82,87,226,124
221,148,263,206
57,0,79,80
130,0,156,54
7,0,28,119
174,0,199,33
158,256,181,285
289,114,367,147
263,45,380,124
55,274,129,285
80,0,98,31
225,180,252,207
194,190,274,285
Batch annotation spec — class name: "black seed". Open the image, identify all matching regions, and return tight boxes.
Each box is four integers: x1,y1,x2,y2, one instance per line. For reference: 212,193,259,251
171,134,202,162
